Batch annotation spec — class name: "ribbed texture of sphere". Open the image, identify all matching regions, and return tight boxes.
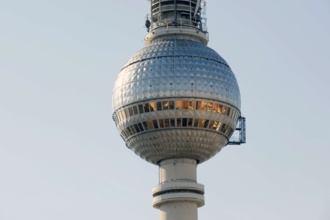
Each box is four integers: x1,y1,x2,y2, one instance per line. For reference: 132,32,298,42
112,38,241,164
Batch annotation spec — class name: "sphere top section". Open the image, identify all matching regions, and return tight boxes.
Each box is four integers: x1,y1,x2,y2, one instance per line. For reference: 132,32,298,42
113,39,240,113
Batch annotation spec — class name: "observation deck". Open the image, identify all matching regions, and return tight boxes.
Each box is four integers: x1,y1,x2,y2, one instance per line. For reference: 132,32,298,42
145,0,208,45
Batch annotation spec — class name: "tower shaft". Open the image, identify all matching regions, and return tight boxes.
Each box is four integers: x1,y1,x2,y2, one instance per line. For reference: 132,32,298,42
112,1,245,220
152,159,204,220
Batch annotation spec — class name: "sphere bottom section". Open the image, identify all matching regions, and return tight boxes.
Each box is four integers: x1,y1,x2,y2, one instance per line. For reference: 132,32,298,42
126,129,227,164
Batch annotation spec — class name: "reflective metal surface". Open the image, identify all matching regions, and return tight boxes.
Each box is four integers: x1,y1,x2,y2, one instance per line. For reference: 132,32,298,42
112,38,241,164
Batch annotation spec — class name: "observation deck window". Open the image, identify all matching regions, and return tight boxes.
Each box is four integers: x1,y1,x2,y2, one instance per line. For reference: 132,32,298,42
133,106,139,115
138,123,144,132
157,101,162,111
198,119,205,128
188,118,193,127
182,118,188,127
153,120,159,129
138,104,144,114
125,108,130,118
164,119,170,127
170,118,176,127
204,120,209,128
150,102,156,112
220,124,226,133
169,101,175,110
194,118,199,127
226,107,231,116
208,120,214,129
182,100,189,110
129,107,134,116
130,125,137,134
189,101,195,110
148,120,154,129
207,102,213,112
134,124,141,133
212,121,219,130
177,118,182,127
201,101,207,111
213,103,218,112
176,100,182,109
162,101,169,110
221,105,227,114
159,119,165,128
143,121,149,130
216,122,222,131
144,103,151,112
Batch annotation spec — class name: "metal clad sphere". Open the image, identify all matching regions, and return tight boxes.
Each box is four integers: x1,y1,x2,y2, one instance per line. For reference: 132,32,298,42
112,38,241,164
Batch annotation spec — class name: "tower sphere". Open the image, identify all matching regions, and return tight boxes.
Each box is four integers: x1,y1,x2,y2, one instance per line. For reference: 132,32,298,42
112,37,241,164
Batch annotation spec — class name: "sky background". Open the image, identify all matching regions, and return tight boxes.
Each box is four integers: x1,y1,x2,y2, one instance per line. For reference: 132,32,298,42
0,0,329,220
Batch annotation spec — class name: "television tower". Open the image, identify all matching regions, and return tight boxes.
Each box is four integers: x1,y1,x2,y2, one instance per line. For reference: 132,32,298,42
112,1,246,220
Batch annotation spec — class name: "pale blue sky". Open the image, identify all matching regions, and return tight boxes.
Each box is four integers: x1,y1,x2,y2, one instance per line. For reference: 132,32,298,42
0,1,329,220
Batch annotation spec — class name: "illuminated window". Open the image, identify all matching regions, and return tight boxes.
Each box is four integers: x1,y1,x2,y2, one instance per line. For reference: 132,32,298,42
208,120,214,129
207,102,213,111
150,102,155,112
213,103,218,112
182,100,189,110
198,119,205,128
189,101,195,110
216,122,222,131
176,100,182,110
196,101,202,110
201,101,207,111
217,105,222,113
212,121,219,130
163,101,169,110
221,106,227,114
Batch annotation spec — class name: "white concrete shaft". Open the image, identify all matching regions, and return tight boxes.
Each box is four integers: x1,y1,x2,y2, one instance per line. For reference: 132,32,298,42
160,201,198,220
157,158,200,220
159,158,197,182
